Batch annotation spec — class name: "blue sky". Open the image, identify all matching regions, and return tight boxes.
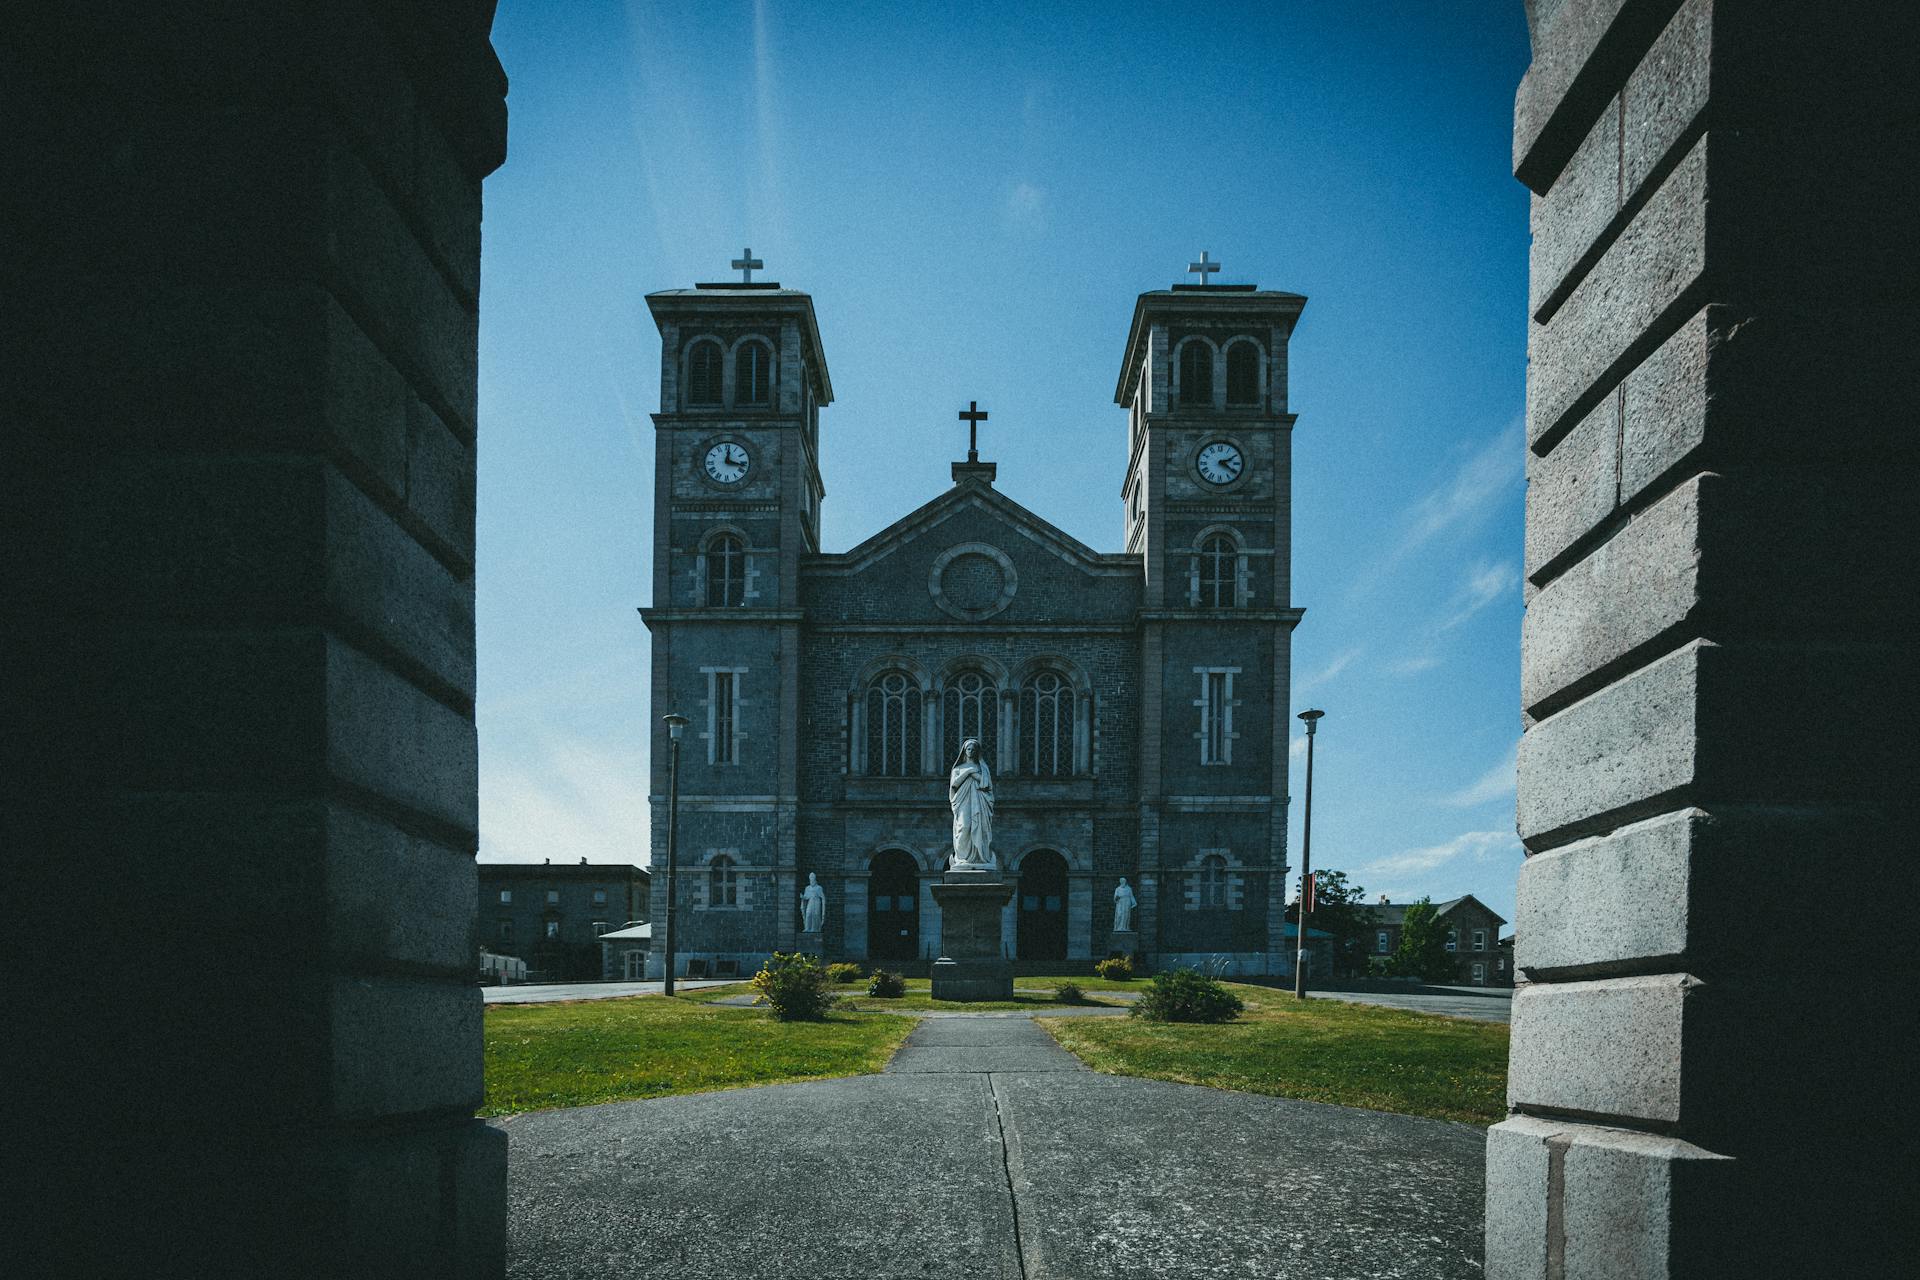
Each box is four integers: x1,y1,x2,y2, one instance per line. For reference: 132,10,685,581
477,1,1533,927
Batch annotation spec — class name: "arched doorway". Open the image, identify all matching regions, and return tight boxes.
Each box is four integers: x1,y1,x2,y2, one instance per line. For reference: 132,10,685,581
868,850,921,961
1017,850,1068,962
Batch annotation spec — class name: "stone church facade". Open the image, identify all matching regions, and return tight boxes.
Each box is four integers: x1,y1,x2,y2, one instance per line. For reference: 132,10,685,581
641,271,1306,976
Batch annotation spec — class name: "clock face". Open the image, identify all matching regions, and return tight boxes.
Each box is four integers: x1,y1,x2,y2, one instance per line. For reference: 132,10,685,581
1196,441,1245,486
703,441,751,484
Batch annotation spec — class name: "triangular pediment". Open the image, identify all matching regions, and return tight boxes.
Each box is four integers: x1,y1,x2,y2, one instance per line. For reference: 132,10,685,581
807,481,1132,578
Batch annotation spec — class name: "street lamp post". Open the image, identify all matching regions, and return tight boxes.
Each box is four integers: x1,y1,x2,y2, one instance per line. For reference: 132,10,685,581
661,713,689,997
1294,708,1325,1000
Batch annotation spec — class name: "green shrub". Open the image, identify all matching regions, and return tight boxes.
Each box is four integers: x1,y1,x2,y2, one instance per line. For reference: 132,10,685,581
825,962,864,985
1129,968,1245,1024
1055,981,1089,1005
1094,954,1135,981
866,969,906,998
749,952,838,1021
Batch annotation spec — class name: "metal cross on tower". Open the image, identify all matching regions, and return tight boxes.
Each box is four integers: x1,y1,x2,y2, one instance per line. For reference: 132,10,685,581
958,401,989,461
1187,250,1220,284
731,247,764,283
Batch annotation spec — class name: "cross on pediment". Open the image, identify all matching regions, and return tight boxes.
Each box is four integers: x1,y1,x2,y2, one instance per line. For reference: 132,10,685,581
1187,250,1220,284
958,401,989,462
731,247,764,283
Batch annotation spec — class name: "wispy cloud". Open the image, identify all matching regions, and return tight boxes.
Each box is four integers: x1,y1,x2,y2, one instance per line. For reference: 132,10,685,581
1395,416,1525,561
1439,558,1519,630
1443,742,1518,808
480,737,650,867
1358,829,1518,878
1299,646,1362,693
1004,181,1049,235
1388,655,1442,676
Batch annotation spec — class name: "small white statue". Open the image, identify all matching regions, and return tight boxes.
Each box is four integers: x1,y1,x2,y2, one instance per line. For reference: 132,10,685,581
799,872,827,933
948,738,997,870
1112,877,1137,933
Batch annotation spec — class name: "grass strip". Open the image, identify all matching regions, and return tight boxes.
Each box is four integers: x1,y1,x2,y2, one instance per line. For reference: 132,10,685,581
1039,984,1509,1126
483,995,914,1117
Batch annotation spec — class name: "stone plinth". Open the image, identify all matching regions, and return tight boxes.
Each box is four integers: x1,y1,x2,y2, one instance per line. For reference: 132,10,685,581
797,929,823,958
930,872,1013,1001
1109,929,1139,959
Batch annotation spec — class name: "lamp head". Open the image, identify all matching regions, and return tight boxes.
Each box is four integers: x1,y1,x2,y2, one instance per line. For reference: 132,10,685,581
663,713,690,742
1297,708,1325,733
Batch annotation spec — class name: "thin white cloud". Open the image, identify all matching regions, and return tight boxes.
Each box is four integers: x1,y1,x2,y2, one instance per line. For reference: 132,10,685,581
1443,742,1518,808
1298,646,1361,693
1289,735,1308,760
479,737,651,868
1358,829,1518,877
1004,181,1048,234
1397,416,1524,558
1388,655,1442,676
1439,558,1519,630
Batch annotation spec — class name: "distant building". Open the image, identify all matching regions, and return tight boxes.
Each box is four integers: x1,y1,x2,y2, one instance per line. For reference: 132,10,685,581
1360,895,1509,987
477,860,651,981
596,921,653,981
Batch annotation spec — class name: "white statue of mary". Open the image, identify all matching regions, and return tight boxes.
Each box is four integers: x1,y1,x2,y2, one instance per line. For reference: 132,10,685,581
948,738,996,870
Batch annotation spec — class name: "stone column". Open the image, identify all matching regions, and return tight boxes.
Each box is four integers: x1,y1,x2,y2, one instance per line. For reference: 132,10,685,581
7,6,508,1275
1492,2,1915,1276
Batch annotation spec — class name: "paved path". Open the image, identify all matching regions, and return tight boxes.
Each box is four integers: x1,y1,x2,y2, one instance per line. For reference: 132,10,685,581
499,1011,1486,1278
1307,985,1512,1023
482,980,733,1005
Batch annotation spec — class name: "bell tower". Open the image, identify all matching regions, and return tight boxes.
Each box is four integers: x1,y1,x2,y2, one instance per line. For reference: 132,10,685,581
639,258,832,977
1114,257,1307,973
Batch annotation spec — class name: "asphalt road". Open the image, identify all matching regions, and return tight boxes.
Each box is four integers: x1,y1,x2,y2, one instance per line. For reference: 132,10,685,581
1306,984,1513,1023
499,1012,1486,1278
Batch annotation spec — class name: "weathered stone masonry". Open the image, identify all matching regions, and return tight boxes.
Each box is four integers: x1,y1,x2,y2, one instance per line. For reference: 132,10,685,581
1492,2,1917,1276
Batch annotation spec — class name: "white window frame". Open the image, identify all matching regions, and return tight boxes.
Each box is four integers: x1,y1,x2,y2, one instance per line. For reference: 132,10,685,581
592,889,607,907
544,920,560,939
592,920,609,936
1194,666,1241,765
498,889,511,904
1445,928,1457,953
701,666,748,765
545,889,559,906
1472,962,1485,984
1472,928,1486,951
1377,929,1389,954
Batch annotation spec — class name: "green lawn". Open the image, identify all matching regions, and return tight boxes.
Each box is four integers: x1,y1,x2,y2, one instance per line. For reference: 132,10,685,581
1040,984,1510,1126
482,996,915,1117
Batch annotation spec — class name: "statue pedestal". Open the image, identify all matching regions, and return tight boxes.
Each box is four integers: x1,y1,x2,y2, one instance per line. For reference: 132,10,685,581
930,871,1013,1001
796,929,824,958
1108,929,1139,959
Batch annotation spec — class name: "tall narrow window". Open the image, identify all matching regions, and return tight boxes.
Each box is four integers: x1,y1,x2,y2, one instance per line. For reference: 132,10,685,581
942,668,997,765
687,340,722,406
1445,928,1458,953
710,855,738,907
706,534,746,607
1226,342,1261,406
1199,854,1228,907
1179,341,1214,407
1197,535,1237,609
865,671,922,776
736,342,771,406
713,671,738,764
1377,930,1390,953
1197,668,1236,764
1018,671,1072,777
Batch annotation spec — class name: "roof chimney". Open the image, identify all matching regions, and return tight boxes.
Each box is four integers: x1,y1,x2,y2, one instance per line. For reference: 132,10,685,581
580,857,588,866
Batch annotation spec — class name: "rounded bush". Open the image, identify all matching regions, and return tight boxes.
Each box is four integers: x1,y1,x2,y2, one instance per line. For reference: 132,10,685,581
866,969,906,998
749,952,838,1021
1054,981,1089,1005
1093,955,1135,981
825,962,864,985
1129,968,1245,1024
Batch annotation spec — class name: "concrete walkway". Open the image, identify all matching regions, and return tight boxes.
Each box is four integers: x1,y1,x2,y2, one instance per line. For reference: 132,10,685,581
499,1011,1486,1278
482,979,734,1004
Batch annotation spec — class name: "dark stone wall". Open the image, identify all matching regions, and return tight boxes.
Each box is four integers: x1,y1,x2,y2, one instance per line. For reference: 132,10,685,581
1492,1,1918,1275
5,4,507,1274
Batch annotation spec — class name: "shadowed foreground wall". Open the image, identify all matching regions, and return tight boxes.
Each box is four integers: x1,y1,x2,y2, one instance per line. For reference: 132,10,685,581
1493,1,1917,1276
5,5,508,1274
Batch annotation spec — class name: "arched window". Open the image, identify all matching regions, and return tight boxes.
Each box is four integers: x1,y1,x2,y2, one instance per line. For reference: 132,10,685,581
942,668,997,766
1225,342,1261,407
1179,341,1214,408
1199,854,1228,908
1197,534,1237,609
865,671,922,777
710,855,738,908
1018,671,1073,777
687,340,723,406
705,533,746,607
736,342,772,406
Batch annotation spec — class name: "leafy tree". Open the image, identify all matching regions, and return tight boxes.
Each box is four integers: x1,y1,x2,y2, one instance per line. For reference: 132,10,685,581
1285,869,1372,977
1390,897,1455,983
